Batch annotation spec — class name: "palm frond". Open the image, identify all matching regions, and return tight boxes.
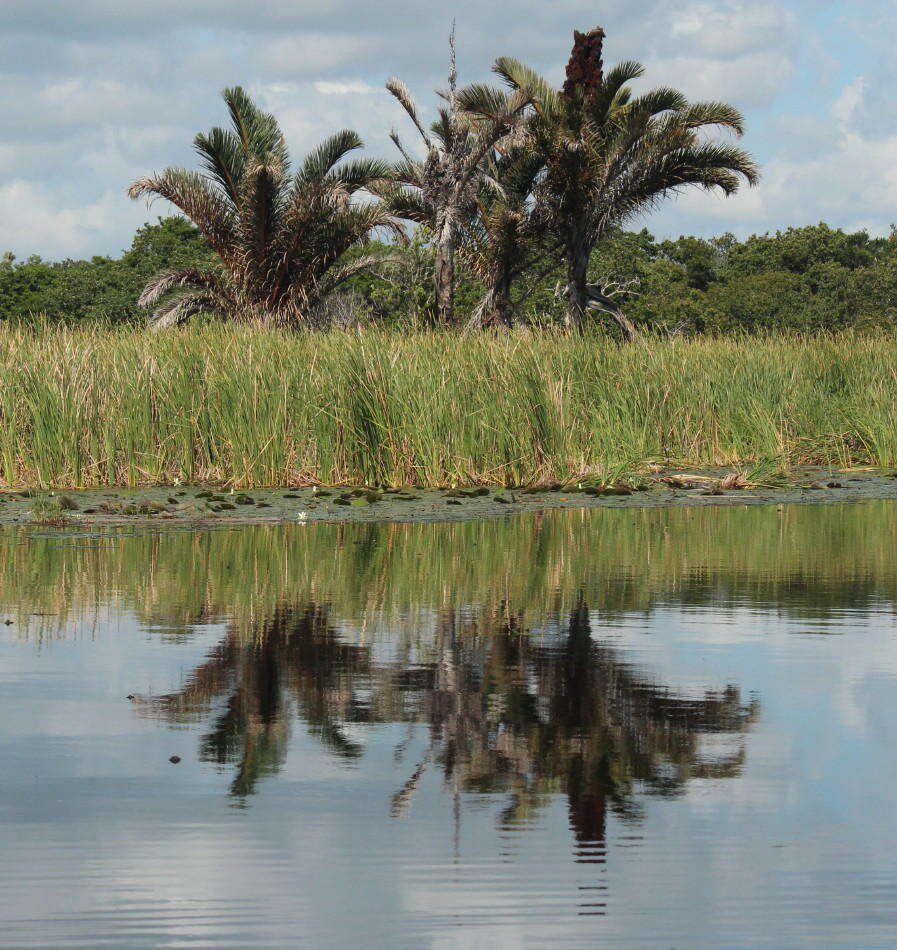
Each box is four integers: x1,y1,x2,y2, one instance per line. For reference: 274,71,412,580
222,86,289,169
276,197,404,312
674,101,746,135
623,87,689,119
297,130,364,184
386,78,433,148
327,202,406,249
193,127,244,204
236,156,283,288
610,87,633,109
147,289,230,330
432,108,456,149
492,57,558,114
326,157,393,193
589,60,644,119
128,168,237,261
604,141,759,234
386,157,424,188
456,83,519,120
660,142,759,190
602,61,645,96
137,268,227,308
492,147,543,199
315,251,405,300
375,185,430,223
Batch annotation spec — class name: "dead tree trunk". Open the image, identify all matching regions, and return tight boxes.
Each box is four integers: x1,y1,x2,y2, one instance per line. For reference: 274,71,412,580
434,214,455,326
586,277,640,342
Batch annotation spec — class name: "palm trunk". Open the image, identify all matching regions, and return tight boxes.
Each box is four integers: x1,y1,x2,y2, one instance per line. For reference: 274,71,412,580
481,268,515,329
435,214,455,326
565,246,589,332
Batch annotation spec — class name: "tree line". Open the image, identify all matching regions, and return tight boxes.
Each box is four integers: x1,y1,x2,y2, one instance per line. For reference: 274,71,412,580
4,216,896,335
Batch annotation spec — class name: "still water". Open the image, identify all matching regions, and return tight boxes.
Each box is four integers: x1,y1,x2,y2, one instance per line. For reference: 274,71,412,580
1,503,896,949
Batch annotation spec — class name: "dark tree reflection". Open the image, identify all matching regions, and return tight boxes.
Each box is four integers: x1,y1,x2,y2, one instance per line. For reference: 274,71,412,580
147,604,371,797
142,598,757,839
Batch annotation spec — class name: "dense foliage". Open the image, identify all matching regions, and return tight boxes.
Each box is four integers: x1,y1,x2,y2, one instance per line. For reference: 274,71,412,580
3,217,893,333
346,221,897,332
0,217,213,325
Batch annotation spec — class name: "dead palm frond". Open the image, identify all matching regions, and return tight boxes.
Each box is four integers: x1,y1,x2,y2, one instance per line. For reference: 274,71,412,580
381,29,532,325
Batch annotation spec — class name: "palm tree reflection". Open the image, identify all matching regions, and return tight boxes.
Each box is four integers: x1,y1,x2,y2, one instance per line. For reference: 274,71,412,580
150,604,370,797
144,598,757,840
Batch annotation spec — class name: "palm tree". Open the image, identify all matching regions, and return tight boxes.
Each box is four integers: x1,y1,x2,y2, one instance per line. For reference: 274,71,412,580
128,87,402,329
383,31,531,325
453,144,549,329
491,28,759,335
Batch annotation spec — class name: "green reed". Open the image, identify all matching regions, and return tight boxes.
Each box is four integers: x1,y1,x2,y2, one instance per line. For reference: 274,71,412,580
1,323,895,487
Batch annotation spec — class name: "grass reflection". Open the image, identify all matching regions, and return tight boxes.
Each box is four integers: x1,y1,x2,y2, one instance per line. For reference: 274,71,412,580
4,502,897,638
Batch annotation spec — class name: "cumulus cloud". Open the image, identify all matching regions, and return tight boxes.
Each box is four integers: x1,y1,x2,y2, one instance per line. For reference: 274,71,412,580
831,76,866,125
0,181,147,259
0,0,886,256
666,75,897,240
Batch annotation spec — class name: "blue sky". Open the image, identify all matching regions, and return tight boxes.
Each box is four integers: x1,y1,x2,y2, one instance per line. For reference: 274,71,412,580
1,0,894,259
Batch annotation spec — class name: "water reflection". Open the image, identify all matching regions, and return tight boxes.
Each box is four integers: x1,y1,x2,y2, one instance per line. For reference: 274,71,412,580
3,502,897,947
8,502,897,640
140,596,757,861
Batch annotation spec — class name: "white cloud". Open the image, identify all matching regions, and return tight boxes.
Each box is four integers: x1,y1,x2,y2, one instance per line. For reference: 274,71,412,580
261,33,377,75
313,80,376,95
38,78,131,118
0,181,146,259
257,82,405,157
831,76,866,124
664,121,897,239
640,1,798,112
670,1,795,57
651,49,795,107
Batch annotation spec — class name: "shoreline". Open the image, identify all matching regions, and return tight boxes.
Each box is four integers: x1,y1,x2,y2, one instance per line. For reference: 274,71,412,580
4,467,897,532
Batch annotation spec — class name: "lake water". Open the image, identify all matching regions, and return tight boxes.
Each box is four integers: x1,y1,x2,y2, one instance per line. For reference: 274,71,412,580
1,503,896,949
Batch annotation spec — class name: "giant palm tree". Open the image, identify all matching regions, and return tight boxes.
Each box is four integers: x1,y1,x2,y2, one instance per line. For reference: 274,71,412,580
128,87,402,329
490,28,760,335
383,32,531,325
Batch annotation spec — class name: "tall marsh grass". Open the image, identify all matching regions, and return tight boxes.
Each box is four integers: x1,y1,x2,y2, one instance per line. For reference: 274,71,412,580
1,323,895,487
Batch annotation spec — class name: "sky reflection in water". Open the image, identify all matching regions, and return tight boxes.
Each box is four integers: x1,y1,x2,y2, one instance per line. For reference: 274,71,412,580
1,503,896,948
